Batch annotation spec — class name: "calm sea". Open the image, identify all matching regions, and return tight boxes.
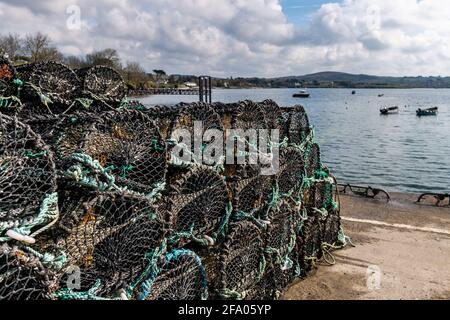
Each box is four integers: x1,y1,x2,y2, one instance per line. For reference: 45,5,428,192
139,88,450,194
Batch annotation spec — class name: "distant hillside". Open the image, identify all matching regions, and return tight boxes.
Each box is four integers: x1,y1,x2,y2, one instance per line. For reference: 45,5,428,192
215,72,450,89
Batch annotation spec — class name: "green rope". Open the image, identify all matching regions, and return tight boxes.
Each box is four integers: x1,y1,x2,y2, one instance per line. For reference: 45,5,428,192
22,246,67,271
53,279,112,300
0,193,59,243
23,150,47,159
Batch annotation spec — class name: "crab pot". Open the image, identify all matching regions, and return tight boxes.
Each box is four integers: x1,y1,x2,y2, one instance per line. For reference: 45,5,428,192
0,56,17,98
73,109,168,194
133,249,208,300
0,244,58,300
76,65,126,105
216,221,266,300
322,213,341,246
281,105,311,146
277,147,305,198
226,164,274,220
49,191,167,299
304,142,321,178
162,165,228,247
245,265,276,300
259,99,289,139
16,61,79,109
0,114,57,224
295,214,323,277
167,102,224,167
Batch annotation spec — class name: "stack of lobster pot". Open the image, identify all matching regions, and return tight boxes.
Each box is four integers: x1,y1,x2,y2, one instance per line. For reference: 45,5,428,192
0,58,346,301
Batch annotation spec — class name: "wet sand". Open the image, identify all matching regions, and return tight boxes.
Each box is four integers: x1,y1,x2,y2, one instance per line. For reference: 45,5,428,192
283,192,450,300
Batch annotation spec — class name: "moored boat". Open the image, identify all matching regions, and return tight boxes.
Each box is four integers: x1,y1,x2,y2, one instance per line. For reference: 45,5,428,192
416,107,438,117
293,89,310,98
380,106,399,115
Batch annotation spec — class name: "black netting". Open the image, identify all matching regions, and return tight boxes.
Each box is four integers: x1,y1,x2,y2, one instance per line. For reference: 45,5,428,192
305,142,321,178
0,114,56,224
0,244,57,300
322,214,341,246
229,165,273,217
76,66,126,104
278,147,305,196
298,215,322,275
265,201,296,261
219,221,265,296
51,191,166,298
75,110,167,193
259,100,285,132
168,102,223,166
287,105,311,145
313,180,334,211
0,56,16,98
245,267,276,300
135,249,207,300
163,165,228,245
17,61,79,108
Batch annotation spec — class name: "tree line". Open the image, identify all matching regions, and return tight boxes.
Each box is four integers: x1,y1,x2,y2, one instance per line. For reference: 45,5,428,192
0,32,187,89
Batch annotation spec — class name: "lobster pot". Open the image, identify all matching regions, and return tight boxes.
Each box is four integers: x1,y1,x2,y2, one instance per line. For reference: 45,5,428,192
76,66,126,105
163,165,228,246
245,266,276,300
74,109,167,194
17,61,79,109
227,165,274,219
295,214,323,277
322,214,341,246
283,105,311,146
167,102,223,167
134,249,208,300
259,99,288,139
264,201,297,295
0,244,58,300
216,221,266,299
0,114,57,225
142,104,180,140
277,147,305,198
265,201,296,263
313,179,336,213
51,192,167,299
0,56,16,98
304,142,321,178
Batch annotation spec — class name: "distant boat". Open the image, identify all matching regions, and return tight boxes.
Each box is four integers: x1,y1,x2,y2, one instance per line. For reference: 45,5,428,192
352,90,356,95
378,94,385,97
380,106,399,115
293,89,310,98
416,107,438,117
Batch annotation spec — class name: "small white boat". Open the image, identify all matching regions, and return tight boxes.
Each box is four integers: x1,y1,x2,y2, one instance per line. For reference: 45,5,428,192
293,89,310,98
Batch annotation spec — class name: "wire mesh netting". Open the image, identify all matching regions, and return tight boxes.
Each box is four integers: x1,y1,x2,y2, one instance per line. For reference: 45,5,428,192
49,191,167,299
163,166,228,246
217,221,266,299
0,114,57,230
133,249,208,300
286,105,311,146
0,243,58,300
0,57,17,102
0,60,346,300
77,109,167,194
76,66,127,105
278,147,305,197
17,61,79,109
168,102,223,166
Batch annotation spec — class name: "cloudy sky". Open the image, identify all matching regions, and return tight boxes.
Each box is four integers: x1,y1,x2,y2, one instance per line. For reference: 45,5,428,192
0,0,449,77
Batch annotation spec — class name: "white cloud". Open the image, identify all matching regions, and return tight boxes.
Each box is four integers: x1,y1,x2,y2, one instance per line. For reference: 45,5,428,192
0,0,449,76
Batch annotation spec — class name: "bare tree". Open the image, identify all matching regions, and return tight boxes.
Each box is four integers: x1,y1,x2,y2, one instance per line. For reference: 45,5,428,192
86,48,121,69
23,32,63,63
63,55,88,69
0,34,23,60
123,61,148,88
